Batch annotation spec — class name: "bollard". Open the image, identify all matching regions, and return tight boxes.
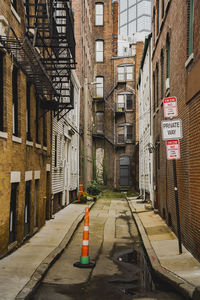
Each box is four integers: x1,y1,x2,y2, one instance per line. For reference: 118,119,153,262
78,183,84,202
73,207,95,268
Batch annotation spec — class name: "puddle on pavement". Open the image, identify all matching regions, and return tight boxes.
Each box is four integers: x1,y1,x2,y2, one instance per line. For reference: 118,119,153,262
31,244,186,300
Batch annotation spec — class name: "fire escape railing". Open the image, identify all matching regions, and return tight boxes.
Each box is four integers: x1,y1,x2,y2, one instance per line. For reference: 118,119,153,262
0,0,76,117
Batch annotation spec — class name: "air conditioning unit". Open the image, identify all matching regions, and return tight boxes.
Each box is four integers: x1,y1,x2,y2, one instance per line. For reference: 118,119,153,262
166,78,170,90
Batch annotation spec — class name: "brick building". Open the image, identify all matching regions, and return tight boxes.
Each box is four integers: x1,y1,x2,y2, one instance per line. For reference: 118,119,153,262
152,0,200,260
0,1,76,257
72,0,94,187
73,0,143,189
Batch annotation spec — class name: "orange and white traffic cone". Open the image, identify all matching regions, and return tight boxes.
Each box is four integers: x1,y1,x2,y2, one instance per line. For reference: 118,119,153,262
78,183,84,202
74,207,95,268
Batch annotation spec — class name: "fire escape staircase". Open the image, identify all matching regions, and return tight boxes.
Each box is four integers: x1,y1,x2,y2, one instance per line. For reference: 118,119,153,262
0,0,76,119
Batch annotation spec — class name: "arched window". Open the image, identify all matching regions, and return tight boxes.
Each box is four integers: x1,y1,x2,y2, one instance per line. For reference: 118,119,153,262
95,3,104,26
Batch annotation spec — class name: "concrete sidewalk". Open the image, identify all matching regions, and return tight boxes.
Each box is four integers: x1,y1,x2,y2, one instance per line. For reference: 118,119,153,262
0,202,93,300
128,197,200,300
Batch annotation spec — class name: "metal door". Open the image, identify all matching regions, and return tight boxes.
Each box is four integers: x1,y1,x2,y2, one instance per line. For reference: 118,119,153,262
24,181,31,236
120,156,130,186
9,183,17,244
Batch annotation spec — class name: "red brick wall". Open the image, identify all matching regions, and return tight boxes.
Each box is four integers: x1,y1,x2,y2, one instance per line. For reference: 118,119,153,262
152,0,200,260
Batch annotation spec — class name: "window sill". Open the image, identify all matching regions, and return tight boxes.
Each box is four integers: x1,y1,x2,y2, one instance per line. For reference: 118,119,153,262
12,135,22,144
26,140,33,147
11,5,21,24
0,131,8,139
43,146,47,151
35,143,41,149
185,53,194,69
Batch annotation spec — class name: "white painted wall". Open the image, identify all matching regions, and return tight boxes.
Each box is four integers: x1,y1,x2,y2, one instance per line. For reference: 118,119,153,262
138,35,154,205
52,70,80,206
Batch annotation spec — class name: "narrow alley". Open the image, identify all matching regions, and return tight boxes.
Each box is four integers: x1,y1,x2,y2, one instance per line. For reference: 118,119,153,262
31,193,184,300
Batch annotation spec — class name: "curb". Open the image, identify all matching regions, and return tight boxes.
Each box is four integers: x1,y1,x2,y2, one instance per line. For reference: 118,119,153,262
127,199,195,300
15,202,94,300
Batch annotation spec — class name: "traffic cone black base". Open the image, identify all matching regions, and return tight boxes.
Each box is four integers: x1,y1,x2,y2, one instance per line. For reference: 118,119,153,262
73,261,95,268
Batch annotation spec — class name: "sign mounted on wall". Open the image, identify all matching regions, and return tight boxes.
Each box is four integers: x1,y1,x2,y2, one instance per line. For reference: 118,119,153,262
161,119,182,140
163,96,178,118
166,140,180,160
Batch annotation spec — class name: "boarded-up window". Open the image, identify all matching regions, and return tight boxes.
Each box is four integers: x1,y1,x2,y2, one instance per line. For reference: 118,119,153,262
96,112,104,134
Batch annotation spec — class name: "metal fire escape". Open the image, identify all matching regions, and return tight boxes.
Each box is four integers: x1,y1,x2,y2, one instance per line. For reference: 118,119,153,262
0,0,76,119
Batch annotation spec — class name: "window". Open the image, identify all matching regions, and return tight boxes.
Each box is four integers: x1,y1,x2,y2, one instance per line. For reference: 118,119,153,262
12,66,19,136
156,0,159,35
35,95,39,143
166,36,170,78
96,76,104,98
43,113,47,147
11,0,17,11
153,73,156,112
26,81,31,140
55,135,58,168
117,64,134,81
117,124,133,143
70,80,74,106
96,40,104,62
96,112,104,134
95,3,104,26
162,0,165,18
156,64,159,107
117,93,133,111
153,8,156,44
187,0,194,57
161,51,164,99
0,52,4,132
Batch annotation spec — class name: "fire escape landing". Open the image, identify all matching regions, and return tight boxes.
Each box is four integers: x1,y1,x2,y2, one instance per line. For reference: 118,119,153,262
0,0,76,117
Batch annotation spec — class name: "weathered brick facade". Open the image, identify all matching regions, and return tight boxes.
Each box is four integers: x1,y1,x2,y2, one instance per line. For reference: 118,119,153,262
0,2,51,257
72,0,94,187
152,0,200,260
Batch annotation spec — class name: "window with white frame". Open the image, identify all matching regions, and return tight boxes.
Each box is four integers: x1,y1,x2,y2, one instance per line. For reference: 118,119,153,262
95,3,104,26
96,40,104,62
96,76,104,98
117,93,133,111
117,64,134,81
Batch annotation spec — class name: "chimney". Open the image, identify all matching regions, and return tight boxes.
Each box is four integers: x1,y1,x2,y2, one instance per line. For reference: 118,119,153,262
112,0,118,56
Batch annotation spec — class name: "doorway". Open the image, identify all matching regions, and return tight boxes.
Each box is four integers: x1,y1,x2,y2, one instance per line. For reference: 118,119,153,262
9,183,18,244
24,181,31,236
120,156,130,186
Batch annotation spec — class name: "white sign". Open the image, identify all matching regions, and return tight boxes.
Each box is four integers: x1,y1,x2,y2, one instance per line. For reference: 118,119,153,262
161,119,182,140
166,140,180,160
163,97,178,118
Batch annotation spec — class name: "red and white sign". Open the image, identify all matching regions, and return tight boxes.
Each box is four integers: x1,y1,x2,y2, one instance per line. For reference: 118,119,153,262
166,140,180,160
163,97,178,118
